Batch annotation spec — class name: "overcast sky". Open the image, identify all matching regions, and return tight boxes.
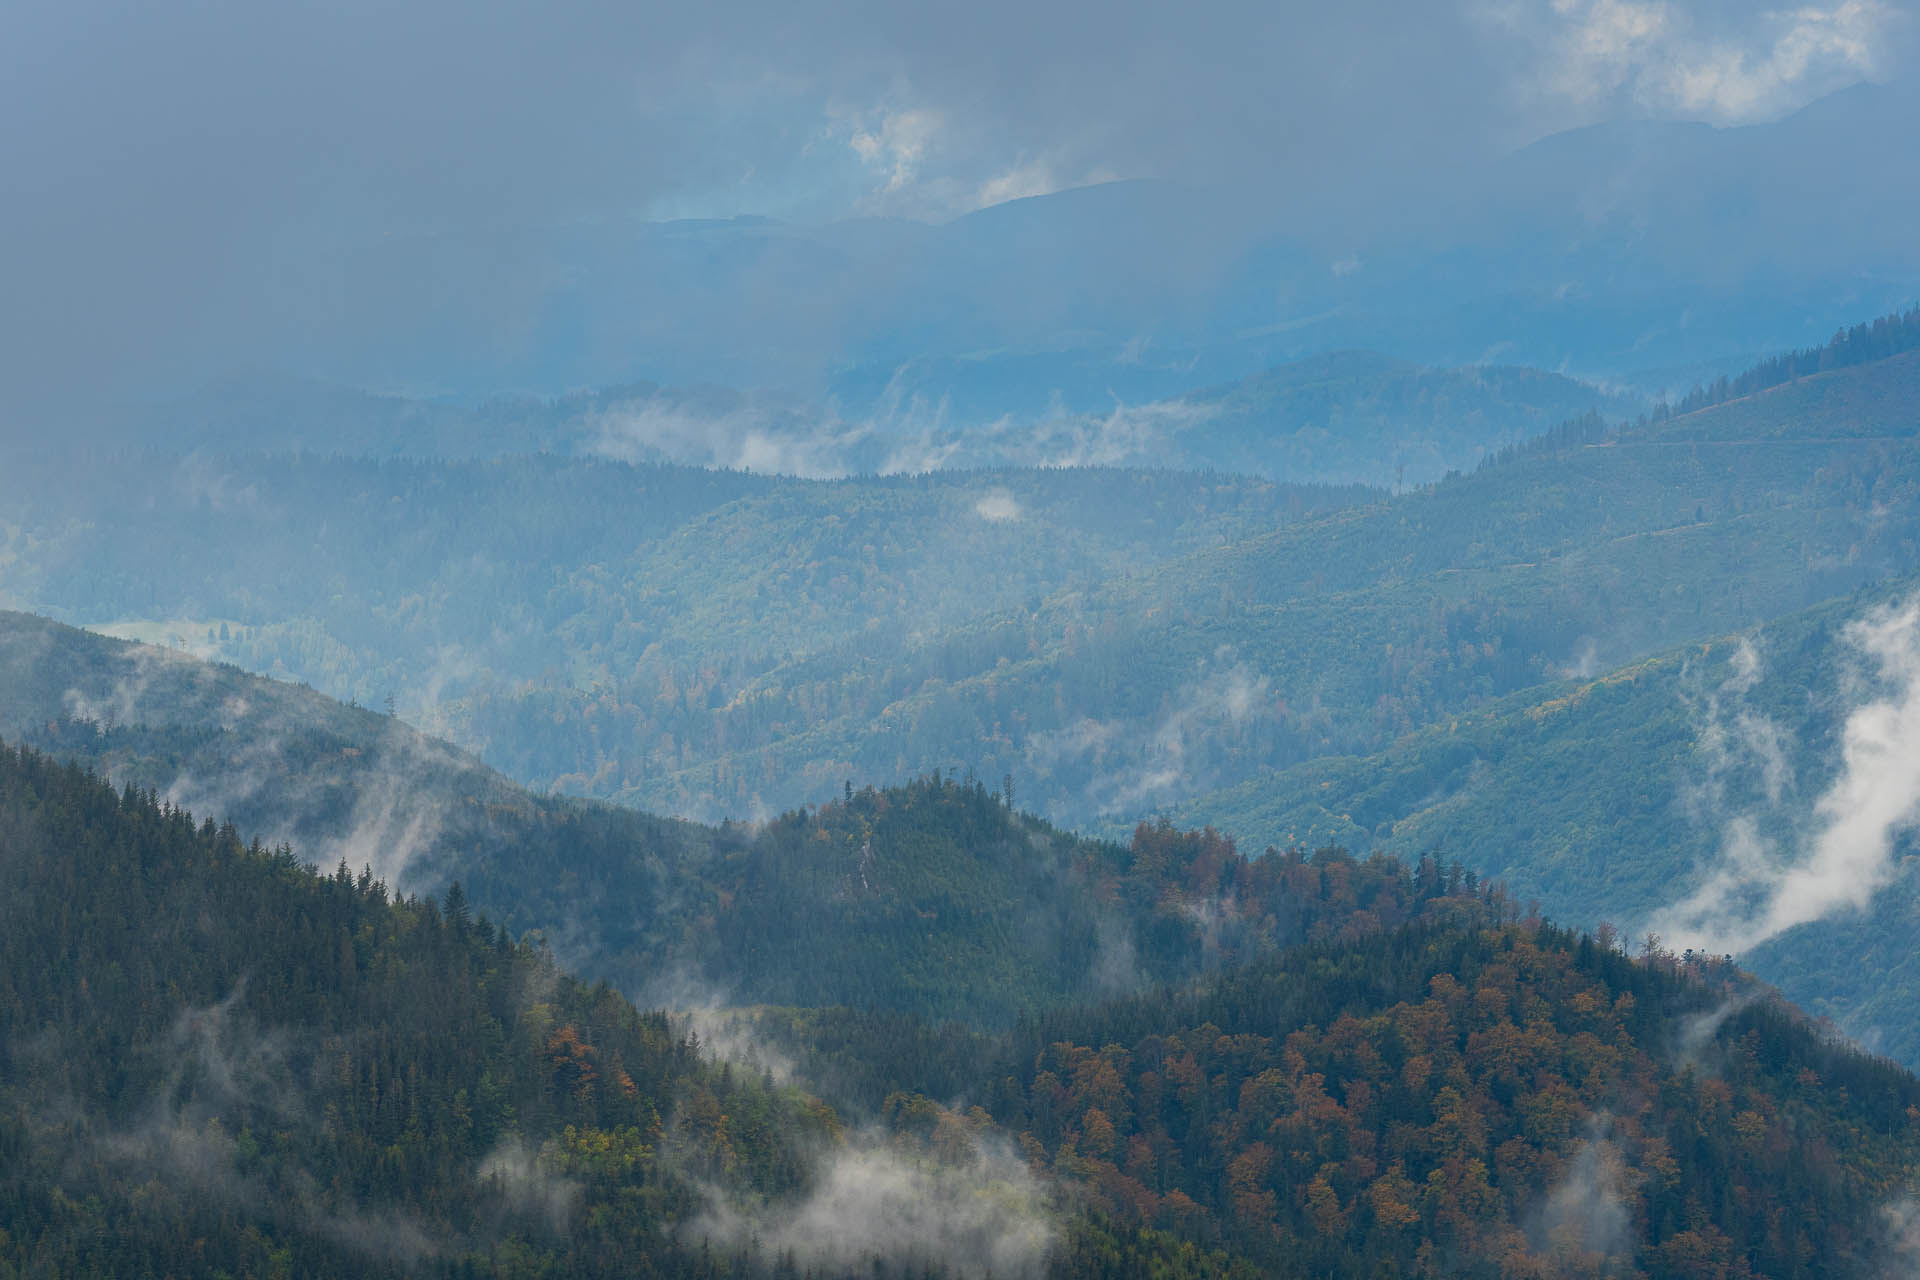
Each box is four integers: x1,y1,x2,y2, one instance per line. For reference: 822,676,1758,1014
0,0,1910,412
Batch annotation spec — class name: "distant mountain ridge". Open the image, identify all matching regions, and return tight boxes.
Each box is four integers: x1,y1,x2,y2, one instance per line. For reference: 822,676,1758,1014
5,314,1918,849
73,79,1914,422
103,345,1627,490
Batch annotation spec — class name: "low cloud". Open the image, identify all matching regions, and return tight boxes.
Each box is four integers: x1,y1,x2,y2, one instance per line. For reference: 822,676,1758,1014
643,972,1057,1277
97,984,440,1264
62,641,200,732
1013,399,1219,471
581,381,1233,480
1653,598,1920,954
1881,1193,1920,1273
157,715,462,894
477,1139,582,1232
1531,1116,1633,1264
1034,649,1271,815
691,1132,1056,1279
973,488,1021,522
1090,912,1141,994
1671,992,1757,1071
1495,0,1900,126
49,633,471,896
589,395,870,480
1552,635,1604,681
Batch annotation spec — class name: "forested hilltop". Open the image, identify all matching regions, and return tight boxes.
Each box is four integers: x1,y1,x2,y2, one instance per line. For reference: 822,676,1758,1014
0,741,853,1277
839,923,1920,1278
8,739,1920,1278
0,612,1519,1029
5,740,1297,1280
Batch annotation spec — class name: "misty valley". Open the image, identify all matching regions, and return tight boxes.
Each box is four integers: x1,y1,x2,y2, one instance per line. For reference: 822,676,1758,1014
10,9,1920,1277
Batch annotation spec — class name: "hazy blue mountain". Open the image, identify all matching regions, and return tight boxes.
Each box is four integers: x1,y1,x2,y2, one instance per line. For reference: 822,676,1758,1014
6,321,1917,840
95,345,1630,489
52,81,1920,442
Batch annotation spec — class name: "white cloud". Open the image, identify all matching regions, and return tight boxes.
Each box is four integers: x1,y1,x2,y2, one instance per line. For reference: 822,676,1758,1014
974,157,1097,208
1532,1116,1633,1261
588,397,868,480
848,107,944,195
1032,650,1271,815
1653,598,1920,954
692,1134,1055,1279
1494,0,1899,125
973,488,1021,521
477,1139,582,1232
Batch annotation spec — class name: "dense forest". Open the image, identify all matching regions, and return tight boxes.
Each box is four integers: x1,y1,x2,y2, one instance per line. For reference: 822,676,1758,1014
0,740,836,1277
10,738,1920,1278
983,923,1920,1277
6,740,1305,1279
6,314,1912,849
0,622,1500,1032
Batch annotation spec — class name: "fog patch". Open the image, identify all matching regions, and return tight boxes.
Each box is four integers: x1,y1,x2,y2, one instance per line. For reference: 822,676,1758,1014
409,642,489,741
1180,890,1248,969
588,394,867,481
61,641,200,731
690,1131,1055,1279
1016,398,1219,471
1881,1193,1920,1274
171,452,262,514
478,1138,582,1232
1653,599,1920,954
306,728,453,891
1530,1116,1633,1267
1681,638,1795,817
96,983,440,1264
1035,650,1271,815
1553,636,1603,680
1089,913,1141,995
630,969,801,1087
973,488,1022,522
1671,992,1757,1073
680,1009,799,1088
155,715,462,894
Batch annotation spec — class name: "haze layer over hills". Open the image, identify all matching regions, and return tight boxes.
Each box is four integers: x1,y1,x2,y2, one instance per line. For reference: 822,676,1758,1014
9,628,1920,1276
10,1,1920,1269
9,235,1920,1280
7,315,1918,837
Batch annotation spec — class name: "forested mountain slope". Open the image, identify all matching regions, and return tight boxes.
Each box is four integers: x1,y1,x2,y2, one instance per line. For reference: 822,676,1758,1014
1092,350,1635,485
0,459,1365,814
0,742,841,1277
590,327,1920,825
1137,578,1920,1067
974,922,1920,1278
730,907,1920,1278
3,319,1914,835
0,612,1481,1031
10,736,1920,1278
